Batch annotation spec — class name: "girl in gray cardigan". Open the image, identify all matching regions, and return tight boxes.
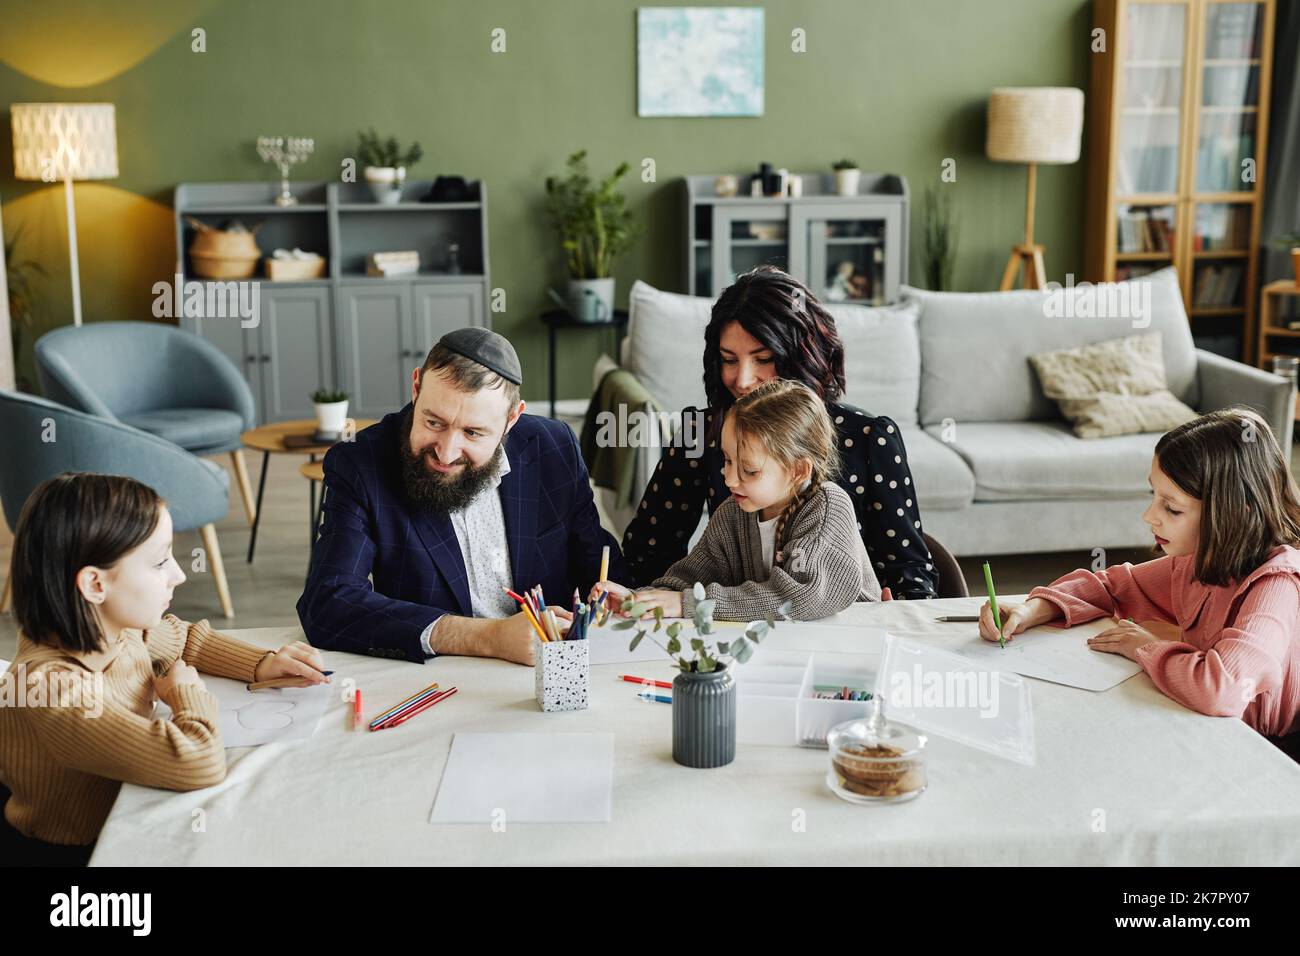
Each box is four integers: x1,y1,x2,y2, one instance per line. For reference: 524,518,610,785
597,379,881,621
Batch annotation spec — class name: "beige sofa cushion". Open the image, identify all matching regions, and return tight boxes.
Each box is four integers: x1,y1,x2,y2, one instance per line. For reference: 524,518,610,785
1028,332,1198,439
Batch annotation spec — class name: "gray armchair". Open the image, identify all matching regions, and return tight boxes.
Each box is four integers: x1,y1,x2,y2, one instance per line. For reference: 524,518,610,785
0,390,235,618
35,321,258,525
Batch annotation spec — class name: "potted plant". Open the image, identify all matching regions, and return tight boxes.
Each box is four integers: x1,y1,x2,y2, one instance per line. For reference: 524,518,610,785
4,224,47,392
832,158,861,197
545,149,642,322
921,186,959,291
1269,230,1300,285
311,388,350,436
615,584,791,768
357,129,423,205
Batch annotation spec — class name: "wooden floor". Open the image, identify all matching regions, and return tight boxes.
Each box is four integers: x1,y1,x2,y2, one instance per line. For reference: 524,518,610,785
2,435,1296,660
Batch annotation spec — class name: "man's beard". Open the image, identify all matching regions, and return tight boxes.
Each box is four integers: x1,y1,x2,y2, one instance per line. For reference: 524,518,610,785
400,409,505,515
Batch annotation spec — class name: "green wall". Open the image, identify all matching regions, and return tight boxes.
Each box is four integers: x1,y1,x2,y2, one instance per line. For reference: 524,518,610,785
1,0,1091,401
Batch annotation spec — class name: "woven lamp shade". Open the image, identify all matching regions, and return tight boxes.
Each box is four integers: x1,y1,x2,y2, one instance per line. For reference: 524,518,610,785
986,88,1084,164
11,103,118,181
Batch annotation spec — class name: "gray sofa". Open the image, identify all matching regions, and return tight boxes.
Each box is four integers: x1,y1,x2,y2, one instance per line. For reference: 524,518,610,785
597,268,1294,557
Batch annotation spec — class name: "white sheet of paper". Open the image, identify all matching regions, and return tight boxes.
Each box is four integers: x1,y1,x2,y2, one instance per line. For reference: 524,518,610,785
947,618,1143,691
155,675,331,747
430,732,615,824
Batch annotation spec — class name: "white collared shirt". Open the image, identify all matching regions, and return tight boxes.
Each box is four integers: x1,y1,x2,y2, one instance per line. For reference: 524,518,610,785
419,453,516,656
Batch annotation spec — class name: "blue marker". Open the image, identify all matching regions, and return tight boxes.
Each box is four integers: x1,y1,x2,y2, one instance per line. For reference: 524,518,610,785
637,693,672,704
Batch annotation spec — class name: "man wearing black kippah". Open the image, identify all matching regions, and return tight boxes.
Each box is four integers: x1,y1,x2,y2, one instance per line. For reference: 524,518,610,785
298,327,628,665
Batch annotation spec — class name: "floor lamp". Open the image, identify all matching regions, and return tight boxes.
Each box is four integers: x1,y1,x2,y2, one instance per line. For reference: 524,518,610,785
10,103,118,327
986,88,1083,291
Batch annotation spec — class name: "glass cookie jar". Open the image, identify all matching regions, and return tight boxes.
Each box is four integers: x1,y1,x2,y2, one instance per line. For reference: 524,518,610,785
826,714,927,804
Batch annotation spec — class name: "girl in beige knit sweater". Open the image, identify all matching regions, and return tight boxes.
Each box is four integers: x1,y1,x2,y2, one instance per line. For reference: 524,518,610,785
595,379,880,621
0,474,329,862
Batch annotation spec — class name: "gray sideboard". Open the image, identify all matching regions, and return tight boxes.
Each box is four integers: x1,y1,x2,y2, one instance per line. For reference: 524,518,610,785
174,180,491,423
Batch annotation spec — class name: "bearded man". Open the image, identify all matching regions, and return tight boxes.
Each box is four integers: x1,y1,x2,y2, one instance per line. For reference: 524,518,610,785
298,327,627,665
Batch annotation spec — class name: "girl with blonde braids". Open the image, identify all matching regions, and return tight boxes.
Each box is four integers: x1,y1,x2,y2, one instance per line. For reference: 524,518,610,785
594,379,881,621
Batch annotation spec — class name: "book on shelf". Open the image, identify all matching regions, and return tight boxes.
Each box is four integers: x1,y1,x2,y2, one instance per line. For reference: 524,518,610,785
1193,262,1244,308
1116,207,1173,254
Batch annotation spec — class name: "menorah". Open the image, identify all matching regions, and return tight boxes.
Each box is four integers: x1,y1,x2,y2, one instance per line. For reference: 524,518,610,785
256,136,314,207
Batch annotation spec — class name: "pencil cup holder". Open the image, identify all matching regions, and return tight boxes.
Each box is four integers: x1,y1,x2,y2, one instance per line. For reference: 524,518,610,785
534,636,589,712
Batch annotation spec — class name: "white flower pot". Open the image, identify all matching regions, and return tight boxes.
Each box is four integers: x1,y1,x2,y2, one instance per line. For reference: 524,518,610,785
314,400,349,435
364,166,405,204
834,168,861,197
567,277,615,323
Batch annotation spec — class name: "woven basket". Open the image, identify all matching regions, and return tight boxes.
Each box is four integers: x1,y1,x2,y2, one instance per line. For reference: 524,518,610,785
186,217,262,279
265,256,325,281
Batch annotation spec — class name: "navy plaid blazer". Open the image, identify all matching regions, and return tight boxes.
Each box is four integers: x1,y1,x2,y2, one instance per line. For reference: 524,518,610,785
297,404,628,663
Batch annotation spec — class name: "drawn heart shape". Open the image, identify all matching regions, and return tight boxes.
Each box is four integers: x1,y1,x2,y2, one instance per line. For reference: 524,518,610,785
234,699,296,730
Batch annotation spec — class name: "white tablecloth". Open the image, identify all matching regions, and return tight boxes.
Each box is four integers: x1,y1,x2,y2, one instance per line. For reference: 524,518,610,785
90,597,1300,866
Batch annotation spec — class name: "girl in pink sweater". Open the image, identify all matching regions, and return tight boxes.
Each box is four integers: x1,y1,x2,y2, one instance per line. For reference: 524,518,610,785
979,408,1300,741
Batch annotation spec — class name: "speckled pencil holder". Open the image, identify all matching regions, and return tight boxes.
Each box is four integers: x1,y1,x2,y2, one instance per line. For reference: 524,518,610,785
534,636,589,712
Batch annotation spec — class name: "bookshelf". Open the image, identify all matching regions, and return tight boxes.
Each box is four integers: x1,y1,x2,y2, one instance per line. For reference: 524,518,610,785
1085,0,1276,361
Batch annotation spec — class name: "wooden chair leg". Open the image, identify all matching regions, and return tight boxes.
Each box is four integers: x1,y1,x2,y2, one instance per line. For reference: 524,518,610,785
1030,247,1048,291
230,450,257,525
200,523,235,619
0,574,11,614
999,248,1023,291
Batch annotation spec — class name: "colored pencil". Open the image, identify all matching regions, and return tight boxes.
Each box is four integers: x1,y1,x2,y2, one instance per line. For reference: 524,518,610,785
375,687,458,730
983,561,1005,649
521,601,549,642
368,685,444,730
369,681,440,728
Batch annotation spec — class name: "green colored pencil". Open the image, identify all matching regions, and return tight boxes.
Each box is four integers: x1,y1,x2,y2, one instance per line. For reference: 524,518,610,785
983,560,1004,649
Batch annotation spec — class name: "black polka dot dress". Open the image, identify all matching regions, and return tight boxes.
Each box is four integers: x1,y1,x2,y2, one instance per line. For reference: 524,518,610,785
622,401,940,599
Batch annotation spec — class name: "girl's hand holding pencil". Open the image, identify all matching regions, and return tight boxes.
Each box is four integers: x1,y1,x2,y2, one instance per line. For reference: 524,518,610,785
588,580,633,616
977,597,1058,644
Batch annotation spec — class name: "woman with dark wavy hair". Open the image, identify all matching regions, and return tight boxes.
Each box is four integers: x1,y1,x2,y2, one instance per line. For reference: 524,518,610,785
623,265,939,599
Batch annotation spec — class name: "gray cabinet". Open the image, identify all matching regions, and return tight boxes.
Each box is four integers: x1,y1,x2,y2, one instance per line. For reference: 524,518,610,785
684,173,909,301
411,281,485,345
259,286,334,421
338,283,417,420
792,203,905,306
184,284,332,423
174,180,492,424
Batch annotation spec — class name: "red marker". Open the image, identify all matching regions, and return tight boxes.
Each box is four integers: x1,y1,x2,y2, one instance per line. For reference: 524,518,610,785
353,689,362,730
618,674,672,690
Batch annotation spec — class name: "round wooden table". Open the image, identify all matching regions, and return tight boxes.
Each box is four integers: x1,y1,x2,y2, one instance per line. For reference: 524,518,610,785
241,418,377,563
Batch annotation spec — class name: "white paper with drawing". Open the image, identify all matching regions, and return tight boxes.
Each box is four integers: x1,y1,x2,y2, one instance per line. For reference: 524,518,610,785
948,618,1142,692
154,675,331,747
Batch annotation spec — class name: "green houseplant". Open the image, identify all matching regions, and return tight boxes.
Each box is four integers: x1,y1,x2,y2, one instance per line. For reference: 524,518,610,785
5,225,46,392
357,129,423,205
310,388,350,435
921,186,959,291
544,149,642,322
832,158,861,197
615,584,791,768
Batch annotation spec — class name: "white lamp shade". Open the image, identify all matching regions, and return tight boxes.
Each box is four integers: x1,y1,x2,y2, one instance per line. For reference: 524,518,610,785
11,103,118,181
986,87,1084,164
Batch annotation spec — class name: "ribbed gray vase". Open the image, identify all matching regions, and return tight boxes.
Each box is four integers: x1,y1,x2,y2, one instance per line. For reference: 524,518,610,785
672,666,736,768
